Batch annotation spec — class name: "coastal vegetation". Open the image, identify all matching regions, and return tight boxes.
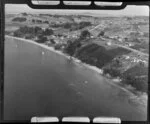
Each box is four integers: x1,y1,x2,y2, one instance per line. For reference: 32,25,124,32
36,35,48,43
12,17,27,22
7,13,149,94
51,21,92,30
79,30,91,40
75,44,131,68
65,41,148,93
121,64,148,92
13,26,53,39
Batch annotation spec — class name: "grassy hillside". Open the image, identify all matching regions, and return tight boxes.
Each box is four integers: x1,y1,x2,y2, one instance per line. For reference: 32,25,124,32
122,64,148,92
76,43,131,68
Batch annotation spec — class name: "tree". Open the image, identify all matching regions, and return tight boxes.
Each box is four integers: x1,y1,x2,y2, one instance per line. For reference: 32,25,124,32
13,26,45,38
36,35,47,43
54,44,62,50
44,21,49,24
36,20,42,23
12,17,27,22
113,58,122,68
65,39,81,56
122,74,148,92
25,34,34,39
50,39,55,44
80,30,91,40
79,21,91,29
43,28,53,36
98,31,105,37
103,67,121,78
13,30,23,37
32,19,35,23
22,13,28,16
34,26,43,34
63,23,72,29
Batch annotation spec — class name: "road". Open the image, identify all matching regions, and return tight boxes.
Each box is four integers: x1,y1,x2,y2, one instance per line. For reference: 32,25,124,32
89,23,102,32
90,23,148,57
114,43,148,57
102,37,148,57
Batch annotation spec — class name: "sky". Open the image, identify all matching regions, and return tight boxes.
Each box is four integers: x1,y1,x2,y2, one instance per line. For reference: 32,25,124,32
5,4,149,16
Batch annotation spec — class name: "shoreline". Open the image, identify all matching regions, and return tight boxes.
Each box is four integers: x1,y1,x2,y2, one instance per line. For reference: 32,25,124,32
6,35,147,99
6,35,104,74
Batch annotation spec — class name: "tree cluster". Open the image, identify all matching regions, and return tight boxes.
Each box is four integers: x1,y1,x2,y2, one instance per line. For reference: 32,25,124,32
65,39,81,56
51,21,91,31
32,19,49,24
12,17,27,22
36,35,48,43
79,30,91,40
13,26,53,37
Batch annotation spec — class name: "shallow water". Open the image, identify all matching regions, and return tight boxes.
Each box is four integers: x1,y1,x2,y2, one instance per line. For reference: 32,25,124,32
4,37,147,121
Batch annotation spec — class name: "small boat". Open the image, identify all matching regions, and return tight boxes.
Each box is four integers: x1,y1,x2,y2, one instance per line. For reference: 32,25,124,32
84,81,88,84
42,51,45,55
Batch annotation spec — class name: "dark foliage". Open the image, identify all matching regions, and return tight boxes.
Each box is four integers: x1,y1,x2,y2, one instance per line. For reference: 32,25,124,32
43,28,53,36
36,19,42,23
36,35,47,43
103,58,123,77
122,74,148,92
51,21,91,30
78,21,91,29
25,34,34,39
12,17,27,22
13,26,53,38
98,31,105,37
13,26,43,36
103,67,121,77
21,13,28,16
54,44,62,50
32,19,35,23
79,30,91,40
50,39,55,44
122,64,148,78
13,30,23,37
76,44,130,68
121,64,148,92
65,39,81,56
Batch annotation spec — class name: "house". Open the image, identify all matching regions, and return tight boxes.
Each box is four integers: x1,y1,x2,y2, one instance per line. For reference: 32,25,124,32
118,38,122,42
106,41,112,46
125,56,130,60
42,27,46,30
72,35,77,38
51,35,56,38
128,43,134,47
54,39,59,44
90,35,94,38
60,36,64,40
